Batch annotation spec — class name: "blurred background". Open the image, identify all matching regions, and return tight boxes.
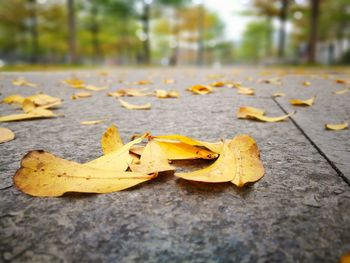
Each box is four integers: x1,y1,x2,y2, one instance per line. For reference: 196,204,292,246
0,0,349,68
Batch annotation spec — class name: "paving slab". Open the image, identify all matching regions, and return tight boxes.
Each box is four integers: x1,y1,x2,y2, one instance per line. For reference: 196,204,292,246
0,69,349,262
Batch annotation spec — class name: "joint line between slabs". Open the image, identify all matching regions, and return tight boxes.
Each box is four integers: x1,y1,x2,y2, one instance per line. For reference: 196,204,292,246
271,97,350,187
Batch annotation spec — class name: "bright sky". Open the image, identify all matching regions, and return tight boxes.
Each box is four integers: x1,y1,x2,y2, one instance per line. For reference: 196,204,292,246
204,0,252,42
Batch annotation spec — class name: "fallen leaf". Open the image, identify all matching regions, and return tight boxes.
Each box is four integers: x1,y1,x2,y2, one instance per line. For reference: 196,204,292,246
211,81,226,87
81,120,104,125
153,140,218,160
153,134,223,154
26,94,62,107
84,85,108,91
130,140,175,174
333,88,349,95
155,89,179,98
336,79,349,84
0,127,15,143
62,78,85,88
325,122,348,131
272,92,286,97
13,150,155,197
237,106,293,122
12,78,37,87
163,79,175,84
119,98,151,110
236,86,255,95
101,125,124,154
2,94,25,105
108,88,151,97
136,80,152,85
188,85,213,95
289,96,315,106
72,91,92,99
302,81,311,86
0,108,57,122
176,135,264,187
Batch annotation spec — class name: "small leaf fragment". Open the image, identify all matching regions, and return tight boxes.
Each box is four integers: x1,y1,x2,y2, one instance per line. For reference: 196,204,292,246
72,91,92,99
188,85,213,95
272,92,286,97
0,127,15,143
236,86,255,95
237,106,293,122
12,78,37,87
302,81,311,86
155,89,179,98
2,94,25,105
62,78,85,88
81,120,104,125
118,98,151,110
13,150,155,197
211,81,226,87
325,122,348,131
176,135,264,187
101,125,124,154
333,88,349,95
289,96,315,106
84,85,108,91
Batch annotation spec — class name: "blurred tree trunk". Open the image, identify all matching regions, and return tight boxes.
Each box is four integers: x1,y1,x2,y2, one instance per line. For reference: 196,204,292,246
142,1,151,65
266,15,273,57
67,0,77,63
197,3,205,66
90,4,100,63
308,0,319,63
169,10,180,66
28,0,39,63
277,0,288,58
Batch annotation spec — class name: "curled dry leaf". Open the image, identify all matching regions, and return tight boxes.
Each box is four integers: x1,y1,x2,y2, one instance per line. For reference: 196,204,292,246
101,125,124,154
119,98,151,110
333,88,349,95
12,78,37,87
155,89,179,98
72,91,92,99
81,120,104,125
13,150,155,197
237,106,293,122
130,140,175,174
272,92,286,97
289,96,315,106
325,122,348,131
0,127,15,144
176,135,264,187
188,85,213,95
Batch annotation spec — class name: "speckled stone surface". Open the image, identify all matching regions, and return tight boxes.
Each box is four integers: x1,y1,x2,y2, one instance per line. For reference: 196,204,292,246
0,69,349,262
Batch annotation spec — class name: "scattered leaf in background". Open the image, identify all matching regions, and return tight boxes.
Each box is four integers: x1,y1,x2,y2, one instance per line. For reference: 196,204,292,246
62,78,85,88
289,96,315,106
101,125,124,154
163,79,175,84
13,150,155,197
0,127,15,143
155,89,179,98
118,98,151,110
237,106,293,122
302,81,311,86
136,80,152,85
211,81,225,87
176,135,264,187
236,86,255,95
0,108,57,122
12,78,37,87
81,120,104,125
188,85,213,95
336,79,349,84
26,94,62,107
72,91,92,99
130,140,175,174
333,88,349,95
325,122,348,131
84,85,108,91
272,92,286,97
2,94,25,105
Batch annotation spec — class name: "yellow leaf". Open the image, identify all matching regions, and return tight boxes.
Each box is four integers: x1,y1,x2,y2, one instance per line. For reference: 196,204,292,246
26,94,61,107
62,78,85,88
155,89,179,98
0,108,57,122
237,106,293,122
211,81,225,87
236,86,255,95
188,85,213,95
118,98,151,110
333,88,349,95
336,79,349,84
72,91,92,99
0,127,15,143
2,94,25,105
81,120,104,125
101,125,124,154
87,135,146,172
22,99,36,113
163,79,175,84
302,81,311,86
272,92,286,97
12,78,37,87
176,135,264,187
13,150,155,197
84,85,108,91
153,134,223,154
325,122,348,131
289,96,315,106
136,80,152,85
340,251,350,263
130,140,175,174
154,141,218,160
